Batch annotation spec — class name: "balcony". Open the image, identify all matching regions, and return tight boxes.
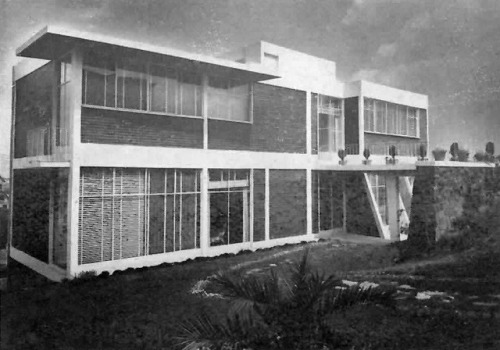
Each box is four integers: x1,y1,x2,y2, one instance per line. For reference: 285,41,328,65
344,142,422,157
23,127,70,164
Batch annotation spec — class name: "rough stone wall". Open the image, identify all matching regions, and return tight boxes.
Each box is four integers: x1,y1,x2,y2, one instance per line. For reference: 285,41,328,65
409,165,500,247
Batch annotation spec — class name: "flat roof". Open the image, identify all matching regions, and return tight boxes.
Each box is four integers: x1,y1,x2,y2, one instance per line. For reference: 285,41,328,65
17,26,279,82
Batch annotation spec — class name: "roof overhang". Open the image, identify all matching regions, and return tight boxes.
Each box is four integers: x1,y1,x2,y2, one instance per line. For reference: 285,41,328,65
17,26,280,82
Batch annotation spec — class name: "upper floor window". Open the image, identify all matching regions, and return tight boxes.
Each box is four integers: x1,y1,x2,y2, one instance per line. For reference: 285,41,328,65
207,77,251,122
364,98,421,137
83,55,202,118
318,95,343,154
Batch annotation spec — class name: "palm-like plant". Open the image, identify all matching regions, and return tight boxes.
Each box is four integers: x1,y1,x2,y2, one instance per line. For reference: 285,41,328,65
176,251,395,350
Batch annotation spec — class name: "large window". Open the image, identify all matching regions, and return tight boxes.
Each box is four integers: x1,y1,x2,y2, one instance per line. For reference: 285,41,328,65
364,98,421,137
208,169,250,246
83,57,202,118
207,77,251,122
318,95,343,154
78,168,201,264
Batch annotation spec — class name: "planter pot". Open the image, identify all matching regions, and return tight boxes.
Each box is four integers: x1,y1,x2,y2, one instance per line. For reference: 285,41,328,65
362,159,372,165
386,158,398,165
339,160,347,165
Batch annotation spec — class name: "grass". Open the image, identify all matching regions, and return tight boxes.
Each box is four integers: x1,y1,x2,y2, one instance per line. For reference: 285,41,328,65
1,239,500,349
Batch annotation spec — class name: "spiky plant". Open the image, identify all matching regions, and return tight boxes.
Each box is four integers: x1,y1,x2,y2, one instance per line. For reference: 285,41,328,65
176,250,396,350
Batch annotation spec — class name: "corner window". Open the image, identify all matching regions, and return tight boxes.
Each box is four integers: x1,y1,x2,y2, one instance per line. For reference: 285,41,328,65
82,53,202,118
364,98,421,138
207,77,250,122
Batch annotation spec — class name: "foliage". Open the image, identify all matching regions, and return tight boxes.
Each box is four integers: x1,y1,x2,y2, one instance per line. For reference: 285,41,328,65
362,148,370,160
485,141,495,156
456,148,469,162
176,250,396,350
474,151,487,162
418,144,427,160
337,149,346,161
389,145,397,159
449,142,459,160
432,148,446,161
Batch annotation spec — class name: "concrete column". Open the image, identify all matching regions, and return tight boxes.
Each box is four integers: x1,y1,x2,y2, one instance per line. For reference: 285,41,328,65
385,175,400,241
67,48,83,278
306,168,312,235
200,167,209,254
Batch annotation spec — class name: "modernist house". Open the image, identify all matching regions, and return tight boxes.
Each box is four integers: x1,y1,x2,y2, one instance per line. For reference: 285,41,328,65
9,26,428,281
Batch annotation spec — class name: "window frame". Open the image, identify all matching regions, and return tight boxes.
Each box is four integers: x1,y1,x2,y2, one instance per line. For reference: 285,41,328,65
363,97,422,139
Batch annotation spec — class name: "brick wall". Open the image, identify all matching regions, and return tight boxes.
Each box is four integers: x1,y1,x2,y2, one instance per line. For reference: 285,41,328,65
209,83,307,153
14,62,54,158
253,169,266,241
344,97,359,151
269,170,307,239
81,108,203,148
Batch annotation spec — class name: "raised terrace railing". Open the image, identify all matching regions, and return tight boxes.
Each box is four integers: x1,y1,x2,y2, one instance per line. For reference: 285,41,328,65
344,142,422,157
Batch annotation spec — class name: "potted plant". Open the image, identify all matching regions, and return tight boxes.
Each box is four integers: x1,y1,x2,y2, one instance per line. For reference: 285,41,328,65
474,151,486,162
386,145,397,164
457,148,469,162
486,142,495,162
362,148,371,165
450,142,459,161
418,143,428,161
432,147,447,161
338,149,347,165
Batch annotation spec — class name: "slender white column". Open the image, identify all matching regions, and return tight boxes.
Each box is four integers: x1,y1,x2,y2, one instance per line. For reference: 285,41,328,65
306,168,312,235
67,48,83,278
202,74,208,150
264,168,270,241
358,86,365,155
200,167,209,254
306,91,312,155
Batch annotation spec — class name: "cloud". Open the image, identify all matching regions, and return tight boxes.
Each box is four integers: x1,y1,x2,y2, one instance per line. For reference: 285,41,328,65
376,42,397,58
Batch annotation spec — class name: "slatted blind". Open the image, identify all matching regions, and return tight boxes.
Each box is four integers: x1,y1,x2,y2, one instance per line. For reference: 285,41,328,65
78,167,200,265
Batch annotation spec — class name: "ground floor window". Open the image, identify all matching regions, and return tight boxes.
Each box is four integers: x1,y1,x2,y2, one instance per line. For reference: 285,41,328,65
78,168,201,265
208,169,250,246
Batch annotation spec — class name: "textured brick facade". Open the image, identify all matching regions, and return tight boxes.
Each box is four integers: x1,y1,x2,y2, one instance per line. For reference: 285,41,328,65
253,169,266,241
345,172,379,237
209,83,307,153
344,97,359,151
81,108,203,148
269,170,307,239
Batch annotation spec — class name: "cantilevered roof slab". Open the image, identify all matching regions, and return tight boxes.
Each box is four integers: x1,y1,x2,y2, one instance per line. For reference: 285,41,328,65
17,26,280,82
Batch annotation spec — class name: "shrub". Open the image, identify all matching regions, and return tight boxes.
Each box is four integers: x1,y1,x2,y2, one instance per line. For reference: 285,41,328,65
337,149,346,161
363,148,370,160
418,144,427,160
457,149,469,162
432,148,447,161
177,250,396,350
486,142,494,156
389,145,397,159
474,151,487,162
450,142,459,160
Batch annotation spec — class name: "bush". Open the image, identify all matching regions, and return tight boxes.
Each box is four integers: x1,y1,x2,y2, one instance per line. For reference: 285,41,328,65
457,149,469,162
474,151,487,162
432,148,447,161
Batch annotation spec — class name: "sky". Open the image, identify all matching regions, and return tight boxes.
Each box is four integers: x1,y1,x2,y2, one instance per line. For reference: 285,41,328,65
0,0,499,176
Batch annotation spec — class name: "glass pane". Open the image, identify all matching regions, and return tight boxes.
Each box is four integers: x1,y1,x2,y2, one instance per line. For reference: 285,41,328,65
150,65,166,112
210,192,229,246
179,73,201,116
166,69,178,114
387,103,397,134
228,192,245,244
85,68,105,106
376,101,386,133
398,105,407,135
